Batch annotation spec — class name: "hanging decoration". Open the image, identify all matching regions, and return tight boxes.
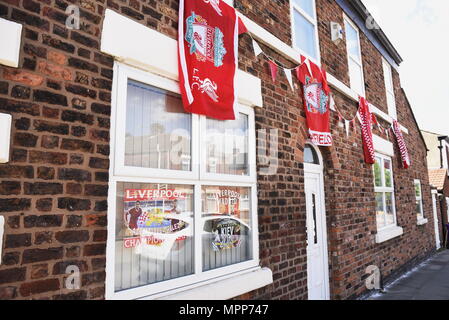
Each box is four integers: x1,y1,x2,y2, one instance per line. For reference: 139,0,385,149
284,68,294,90
358,96,375,164
392,120,411,169
244,32,410,166
252,39,263,57
296,55,332,146
268,60,278,82
178,0,247,120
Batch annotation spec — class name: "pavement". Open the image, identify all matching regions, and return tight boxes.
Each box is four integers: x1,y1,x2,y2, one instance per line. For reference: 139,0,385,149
369,249,449,300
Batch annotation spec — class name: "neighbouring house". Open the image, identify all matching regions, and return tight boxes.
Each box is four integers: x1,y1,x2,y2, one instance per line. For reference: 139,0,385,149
0,0,438,300
423,130,449,248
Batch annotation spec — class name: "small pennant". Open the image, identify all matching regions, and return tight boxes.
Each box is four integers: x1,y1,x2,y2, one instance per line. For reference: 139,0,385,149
269,60,278,83
330,95,336,111
284,68,294,90
345,119,350,136
304,59,313,76
252,39,263,57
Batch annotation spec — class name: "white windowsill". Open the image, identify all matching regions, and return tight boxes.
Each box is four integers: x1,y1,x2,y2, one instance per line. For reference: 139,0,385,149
143,267,273,300
375,225,403,243
417,218,428,226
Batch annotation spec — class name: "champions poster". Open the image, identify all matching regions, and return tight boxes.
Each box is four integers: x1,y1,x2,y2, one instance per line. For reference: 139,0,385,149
122,188,193,260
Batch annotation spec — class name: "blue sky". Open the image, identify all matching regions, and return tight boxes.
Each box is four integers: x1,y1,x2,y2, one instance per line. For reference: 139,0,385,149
362,0,449,135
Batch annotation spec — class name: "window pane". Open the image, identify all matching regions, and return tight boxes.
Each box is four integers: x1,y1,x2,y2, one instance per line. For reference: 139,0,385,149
385,192,395,226
415,182,421,197
376,192,385,229
206,112,249,175
383,61,393,91
374,158,382,187
125,80,192,171
292,0,314,17
384,159,392,188
115,182,194,292
345,20,360,60
293,9,317,60
387,92,397,119
416,200,423,218
348,58,364,95
304,144,320,164
201,186,253,271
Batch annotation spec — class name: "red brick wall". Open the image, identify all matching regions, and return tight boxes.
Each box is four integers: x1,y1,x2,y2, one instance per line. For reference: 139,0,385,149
0,0,436,300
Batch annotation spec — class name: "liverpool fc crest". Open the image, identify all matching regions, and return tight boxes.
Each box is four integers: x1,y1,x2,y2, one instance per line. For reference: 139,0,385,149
185,12,227,67
304,79,328,115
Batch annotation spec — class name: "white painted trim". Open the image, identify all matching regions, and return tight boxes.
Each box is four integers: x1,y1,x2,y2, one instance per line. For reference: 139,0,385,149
375,225,403,243
147,267,272,300
106,62,264,300
417,218,428,226
373,134,394,157
0,113,12,163
0,18,22,68
101,9,263,108
431,192,441,249
0,215,4,265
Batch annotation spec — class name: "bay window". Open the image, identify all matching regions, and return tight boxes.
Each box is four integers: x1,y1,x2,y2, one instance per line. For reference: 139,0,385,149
291,0,320,62
344,16,365,96
108,63,259,299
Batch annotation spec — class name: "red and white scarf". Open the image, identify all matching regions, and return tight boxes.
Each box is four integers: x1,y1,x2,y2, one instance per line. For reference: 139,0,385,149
178,0,246,120
358,96,375,164
392,120,411,169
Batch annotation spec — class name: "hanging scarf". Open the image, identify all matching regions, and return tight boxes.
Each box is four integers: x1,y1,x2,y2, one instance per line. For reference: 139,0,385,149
392,120,411,169
296,56,332,146
178,0,246,120
358,96,375,164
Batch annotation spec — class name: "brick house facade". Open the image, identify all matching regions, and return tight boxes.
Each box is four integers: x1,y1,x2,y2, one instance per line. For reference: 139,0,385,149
0,0,437,300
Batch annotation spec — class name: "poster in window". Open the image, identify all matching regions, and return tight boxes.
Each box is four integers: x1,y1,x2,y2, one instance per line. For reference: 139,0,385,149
123,187,193,259
202,187,250,252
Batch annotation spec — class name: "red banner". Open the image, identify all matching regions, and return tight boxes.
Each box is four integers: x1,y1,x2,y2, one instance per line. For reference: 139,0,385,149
358,96,375,164
178,0,244,120
392,120,411,169
296,57,332,146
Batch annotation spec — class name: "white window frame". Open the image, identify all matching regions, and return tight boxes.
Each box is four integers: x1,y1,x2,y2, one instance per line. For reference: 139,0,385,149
374,153,398,231
414,179,427,225
106,62,260,300
290,0,321,65
382,58,397,120
343,14,365,97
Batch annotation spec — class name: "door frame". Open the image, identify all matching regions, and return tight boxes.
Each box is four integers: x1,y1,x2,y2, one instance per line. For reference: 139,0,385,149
431,190,441,250
304,143,330,300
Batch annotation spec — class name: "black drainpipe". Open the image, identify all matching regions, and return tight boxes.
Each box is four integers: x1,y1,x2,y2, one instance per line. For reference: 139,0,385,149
437,136,448,169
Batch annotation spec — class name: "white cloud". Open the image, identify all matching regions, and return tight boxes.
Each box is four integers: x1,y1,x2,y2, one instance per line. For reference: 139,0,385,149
362,0,449,135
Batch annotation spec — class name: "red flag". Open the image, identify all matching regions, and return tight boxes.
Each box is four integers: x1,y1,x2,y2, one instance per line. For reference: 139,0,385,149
178,0,239,120
392,120,411,169
296,56,332,146
268,60,278,82
358,96,375,164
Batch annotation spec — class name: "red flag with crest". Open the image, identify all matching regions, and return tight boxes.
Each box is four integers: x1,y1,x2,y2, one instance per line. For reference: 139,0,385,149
296,56,332,146
178,0,245,120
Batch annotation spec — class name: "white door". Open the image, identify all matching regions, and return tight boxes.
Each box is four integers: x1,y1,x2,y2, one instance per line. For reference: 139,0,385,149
432,192,441,249
304,168,329,300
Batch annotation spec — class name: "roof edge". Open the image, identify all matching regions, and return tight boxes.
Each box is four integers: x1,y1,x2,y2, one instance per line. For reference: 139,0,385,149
349,0,403,65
